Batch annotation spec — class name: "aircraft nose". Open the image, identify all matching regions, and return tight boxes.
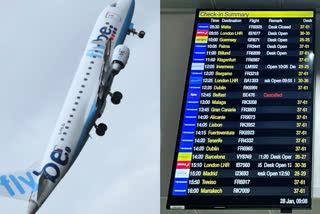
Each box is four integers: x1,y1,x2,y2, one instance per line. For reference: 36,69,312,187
27,200,39,214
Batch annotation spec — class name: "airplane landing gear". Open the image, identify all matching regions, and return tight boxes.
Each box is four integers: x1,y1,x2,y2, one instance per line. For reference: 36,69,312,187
138,31,145,38
95,123,107,136
127,27,145,39
111,91,123,105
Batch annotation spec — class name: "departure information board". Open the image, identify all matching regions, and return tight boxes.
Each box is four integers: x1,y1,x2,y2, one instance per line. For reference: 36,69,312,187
167,10,315,210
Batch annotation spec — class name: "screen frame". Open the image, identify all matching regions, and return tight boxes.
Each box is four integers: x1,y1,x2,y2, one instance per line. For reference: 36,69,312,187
166,8,316,210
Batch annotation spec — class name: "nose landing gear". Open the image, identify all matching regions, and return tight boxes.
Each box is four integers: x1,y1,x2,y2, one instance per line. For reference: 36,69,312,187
127,27,145,39
138,31,145,38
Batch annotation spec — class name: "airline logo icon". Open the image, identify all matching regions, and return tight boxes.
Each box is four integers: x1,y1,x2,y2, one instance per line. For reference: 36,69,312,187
178,145,193,152
189,76,202,84
195,36,208,43
186,91,200,102
196,30,209,36
176,161,191,169
175,169,190,178
190,92,198,97
191,63,204,70
93,23,118,42
177,152,192,161
87,23,118,58
197,23,209,30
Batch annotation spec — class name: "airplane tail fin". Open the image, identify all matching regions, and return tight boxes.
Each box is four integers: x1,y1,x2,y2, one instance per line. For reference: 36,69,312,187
0,162,40,201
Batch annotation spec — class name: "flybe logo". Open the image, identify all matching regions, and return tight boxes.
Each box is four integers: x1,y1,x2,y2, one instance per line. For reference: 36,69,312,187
0,147,72,197
0,172,38,196
93,24,117,42
86,24,118,58
33,147,72,183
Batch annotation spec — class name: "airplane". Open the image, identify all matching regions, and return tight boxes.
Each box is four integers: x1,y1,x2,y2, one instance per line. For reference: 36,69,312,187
0,0,144,213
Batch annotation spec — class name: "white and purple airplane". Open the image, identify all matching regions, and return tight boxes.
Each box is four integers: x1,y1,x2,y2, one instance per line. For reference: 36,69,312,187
0,0,144,213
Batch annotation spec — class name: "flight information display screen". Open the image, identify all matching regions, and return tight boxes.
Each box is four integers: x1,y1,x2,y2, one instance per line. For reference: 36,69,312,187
167,10,315,210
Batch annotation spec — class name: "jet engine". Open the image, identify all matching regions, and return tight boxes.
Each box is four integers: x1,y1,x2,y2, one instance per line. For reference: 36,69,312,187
111,45,130,74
